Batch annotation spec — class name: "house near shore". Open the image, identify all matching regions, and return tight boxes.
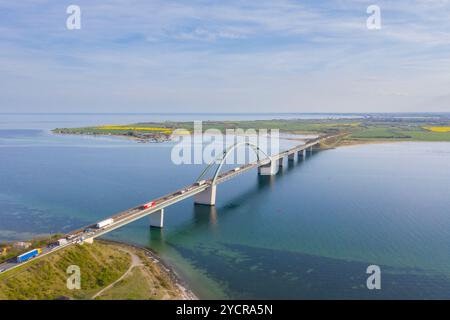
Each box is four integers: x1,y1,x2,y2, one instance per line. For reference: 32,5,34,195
13,241,31,249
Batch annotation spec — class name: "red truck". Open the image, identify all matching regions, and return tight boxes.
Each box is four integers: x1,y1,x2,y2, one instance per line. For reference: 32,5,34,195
141,201,156,209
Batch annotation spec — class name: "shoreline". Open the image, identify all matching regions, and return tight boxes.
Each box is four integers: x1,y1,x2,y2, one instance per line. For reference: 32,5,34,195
280,135,417,149
98,239,198,300
51,130,167,143
52,130,171,143
53,130,426,149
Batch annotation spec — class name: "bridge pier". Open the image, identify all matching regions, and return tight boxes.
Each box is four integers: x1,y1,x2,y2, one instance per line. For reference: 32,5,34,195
149,209,164,228
194,185,217,206
288,152,298,162
258,160,279,175
298,149,306,159
278,157,285,167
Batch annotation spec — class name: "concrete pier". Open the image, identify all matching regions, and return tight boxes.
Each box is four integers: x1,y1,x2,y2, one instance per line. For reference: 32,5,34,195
258,160,279,175
298,149,306,158
194,185,217,206
149,209,164,228
288,152,298,162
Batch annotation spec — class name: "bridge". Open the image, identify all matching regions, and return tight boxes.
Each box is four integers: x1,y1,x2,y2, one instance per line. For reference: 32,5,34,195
0,134,337,273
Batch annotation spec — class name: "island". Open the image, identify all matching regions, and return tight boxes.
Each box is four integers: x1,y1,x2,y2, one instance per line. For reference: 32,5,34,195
52,114,450,145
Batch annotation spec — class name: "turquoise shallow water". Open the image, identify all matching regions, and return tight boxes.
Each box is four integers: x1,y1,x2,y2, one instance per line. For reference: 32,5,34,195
1,115,450,299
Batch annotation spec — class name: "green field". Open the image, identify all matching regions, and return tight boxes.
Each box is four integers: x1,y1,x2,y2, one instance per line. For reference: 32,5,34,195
95,257,180,300
349,126,450,141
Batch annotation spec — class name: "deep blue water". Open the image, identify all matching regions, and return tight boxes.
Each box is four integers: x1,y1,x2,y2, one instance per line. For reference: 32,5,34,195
1,114,450,299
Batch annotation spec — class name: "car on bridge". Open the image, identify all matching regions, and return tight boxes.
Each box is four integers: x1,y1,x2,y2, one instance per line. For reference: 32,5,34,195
96,218,114,229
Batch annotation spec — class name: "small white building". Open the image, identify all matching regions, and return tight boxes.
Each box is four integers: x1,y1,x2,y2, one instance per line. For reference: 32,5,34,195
57,238,68,246
13,241,31,249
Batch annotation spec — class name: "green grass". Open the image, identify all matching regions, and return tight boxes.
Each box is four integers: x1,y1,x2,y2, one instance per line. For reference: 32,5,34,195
95,267,166,300
94,248,184,300
97,267,149,300
349,126,450,141
349,127,411,139
0,241,131,300
404,131,450,141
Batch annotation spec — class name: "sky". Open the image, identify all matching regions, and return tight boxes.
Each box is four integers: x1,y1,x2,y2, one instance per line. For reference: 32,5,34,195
0,0,450,113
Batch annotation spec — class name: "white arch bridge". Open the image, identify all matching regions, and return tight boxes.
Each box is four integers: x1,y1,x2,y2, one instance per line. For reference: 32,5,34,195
0,134,341,274
85,133,336,234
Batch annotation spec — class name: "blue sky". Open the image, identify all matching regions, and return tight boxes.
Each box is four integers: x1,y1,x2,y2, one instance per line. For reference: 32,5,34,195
1,0,450,113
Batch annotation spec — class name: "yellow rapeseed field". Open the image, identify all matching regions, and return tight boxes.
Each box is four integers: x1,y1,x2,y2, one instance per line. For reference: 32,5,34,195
423,126,450,133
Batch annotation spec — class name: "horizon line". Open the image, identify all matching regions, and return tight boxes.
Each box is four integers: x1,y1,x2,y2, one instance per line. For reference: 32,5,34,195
1,112,450,115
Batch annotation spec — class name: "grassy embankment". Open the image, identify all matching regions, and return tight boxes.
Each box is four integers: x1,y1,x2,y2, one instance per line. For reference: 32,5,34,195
94,244,187,300
0,241,186,300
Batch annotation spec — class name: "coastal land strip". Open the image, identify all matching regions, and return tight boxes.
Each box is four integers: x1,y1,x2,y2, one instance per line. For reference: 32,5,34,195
0,239,196,300
52,115,450,146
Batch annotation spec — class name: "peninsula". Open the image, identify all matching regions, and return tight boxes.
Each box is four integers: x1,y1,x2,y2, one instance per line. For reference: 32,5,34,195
52,114,450,145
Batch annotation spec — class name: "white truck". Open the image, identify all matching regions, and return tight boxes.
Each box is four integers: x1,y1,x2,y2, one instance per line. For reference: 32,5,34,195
95,218,114,229
57,238,68,246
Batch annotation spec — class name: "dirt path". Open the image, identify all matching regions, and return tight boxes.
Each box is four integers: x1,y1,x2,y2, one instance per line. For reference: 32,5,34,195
91,248,142,299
